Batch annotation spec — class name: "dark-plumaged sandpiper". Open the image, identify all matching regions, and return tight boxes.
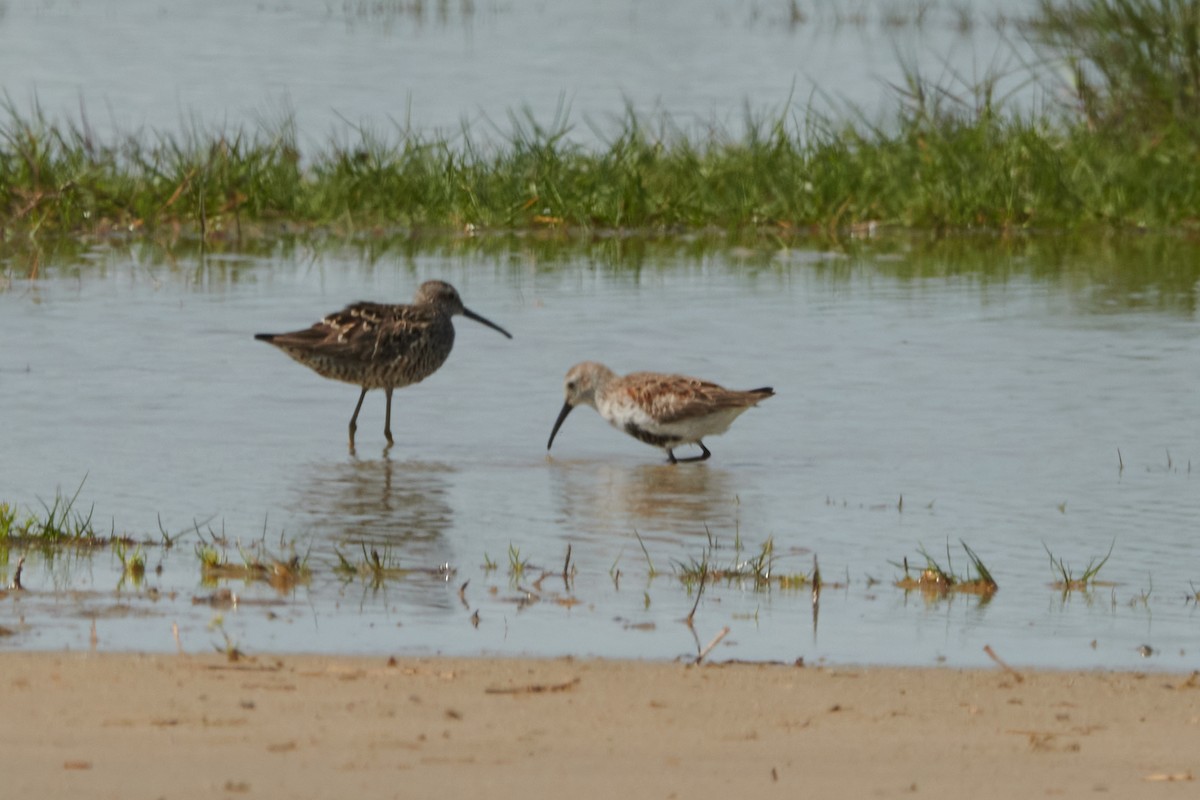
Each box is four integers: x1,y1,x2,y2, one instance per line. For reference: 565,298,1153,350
257,280,511,447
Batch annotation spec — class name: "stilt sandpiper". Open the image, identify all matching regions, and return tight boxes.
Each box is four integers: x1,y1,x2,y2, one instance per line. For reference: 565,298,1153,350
546,361,773,463
256,280,512,447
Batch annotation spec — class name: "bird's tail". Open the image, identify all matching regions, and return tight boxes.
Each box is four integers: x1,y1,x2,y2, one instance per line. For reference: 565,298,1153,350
749,387,775,397
254,333,277,342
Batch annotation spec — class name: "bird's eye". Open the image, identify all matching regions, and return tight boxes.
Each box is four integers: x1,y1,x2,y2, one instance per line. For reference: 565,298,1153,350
566,381,576,392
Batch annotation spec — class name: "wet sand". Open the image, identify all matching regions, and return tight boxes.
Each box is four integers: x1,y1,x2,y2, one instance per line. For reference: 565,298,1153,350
4,652,1198,799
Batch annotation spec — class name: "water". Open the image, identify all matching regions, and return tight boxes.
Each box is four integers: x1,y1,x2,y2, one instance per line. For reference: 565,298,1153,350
2,237,1198,669
0,0,1196,668
0,0,1040,142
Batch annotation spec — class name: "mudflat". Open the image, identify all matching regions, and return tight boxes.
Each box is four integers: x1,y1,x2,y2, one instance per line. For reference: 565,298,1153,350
4,652,1198,799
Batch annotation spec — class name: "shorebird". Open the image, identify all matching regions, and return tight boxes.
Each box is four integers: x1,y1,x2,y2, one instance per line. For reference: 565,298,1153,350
256,280,511,447
546,362,773,463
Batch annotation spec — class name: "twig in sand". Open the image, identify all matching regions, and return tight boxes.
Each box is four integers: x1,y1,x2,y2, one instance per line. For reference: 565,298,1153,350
984,644,1024,682
1144,772,1193,782
695,626,731,664
485,677,581,695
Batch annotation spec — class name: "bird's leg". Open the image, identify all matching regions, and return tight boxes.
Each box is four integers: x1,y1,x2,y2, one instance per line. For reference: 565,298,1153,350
349,387,369,446
666,449,678,465
383,388,394,445
673,442,712,463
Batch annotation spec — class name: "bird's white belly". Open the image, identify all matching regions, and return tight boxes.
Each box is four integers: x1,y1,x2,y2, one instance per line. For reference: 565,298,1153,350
601,401,747,445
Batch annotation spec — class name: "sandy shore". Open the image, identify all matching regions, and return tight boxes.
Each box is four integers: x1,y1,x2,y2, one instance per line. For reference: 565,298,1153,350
4,652,1198,799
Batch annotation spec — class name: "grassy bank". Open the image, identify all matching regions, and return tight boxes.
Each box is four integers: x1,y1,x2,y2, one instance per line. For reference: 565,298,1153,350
3,0,1200,239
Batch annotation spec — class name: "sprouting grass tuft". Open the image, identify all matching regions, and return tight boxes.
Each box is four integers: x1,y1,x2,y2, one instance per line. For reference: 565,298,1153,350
632,528,658,578
195,542,224,571
31,481,99,543
113,540,146,585
195,532,311,591
1044,539,1116,592
507,543,529,578
893,540,998,596
675,533,810,591
960,541,996,588
156,513,201,548
333,543,455,587
893,550,953,594
1130,576,1153,608
0,481,122,549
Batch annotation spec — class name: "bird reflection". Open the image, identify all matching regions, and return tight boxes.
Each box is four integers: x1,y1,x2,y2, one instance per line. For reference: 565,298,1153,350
550,460,741,540
291,450,455,556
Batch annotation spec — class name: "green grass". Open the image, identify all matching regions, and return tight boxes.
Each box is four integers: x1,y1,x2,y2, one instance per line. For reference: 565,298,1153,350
632,529,658,578
507,543,529,578
0,481,116,548
113,540,146,586
893,540,999,596
195,528,311,590
29,482,98,543
0,503,16,540
1031,0,1200,139
8,494,1200,618
195,542,224,572
6,2,1200,239
675,533,812,591
0,102,1187,236
1044,539,1116,591
0,99,1097,236
333,543,455,586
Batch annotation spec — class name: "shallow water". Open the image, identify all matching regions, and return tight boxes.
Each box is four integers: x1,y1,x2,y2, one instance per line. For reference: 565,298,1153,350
0,0,1039,141
2,236,1198,669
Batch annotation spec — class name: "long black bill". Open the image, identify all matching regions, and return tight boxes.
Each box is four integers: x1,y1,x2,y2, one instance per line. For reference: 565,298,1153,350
547,400,575,451
462,307,513,339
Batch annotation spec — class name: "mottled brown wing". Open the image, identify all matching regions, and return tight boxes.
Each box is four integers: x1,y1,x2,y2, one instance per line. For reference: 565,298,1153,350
623,373,768,424
271,302,436,362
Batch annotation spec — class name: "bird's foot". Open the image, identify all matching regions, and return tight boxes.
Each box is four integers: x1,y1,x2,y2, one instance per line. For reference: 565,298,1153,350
670,443,712,463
